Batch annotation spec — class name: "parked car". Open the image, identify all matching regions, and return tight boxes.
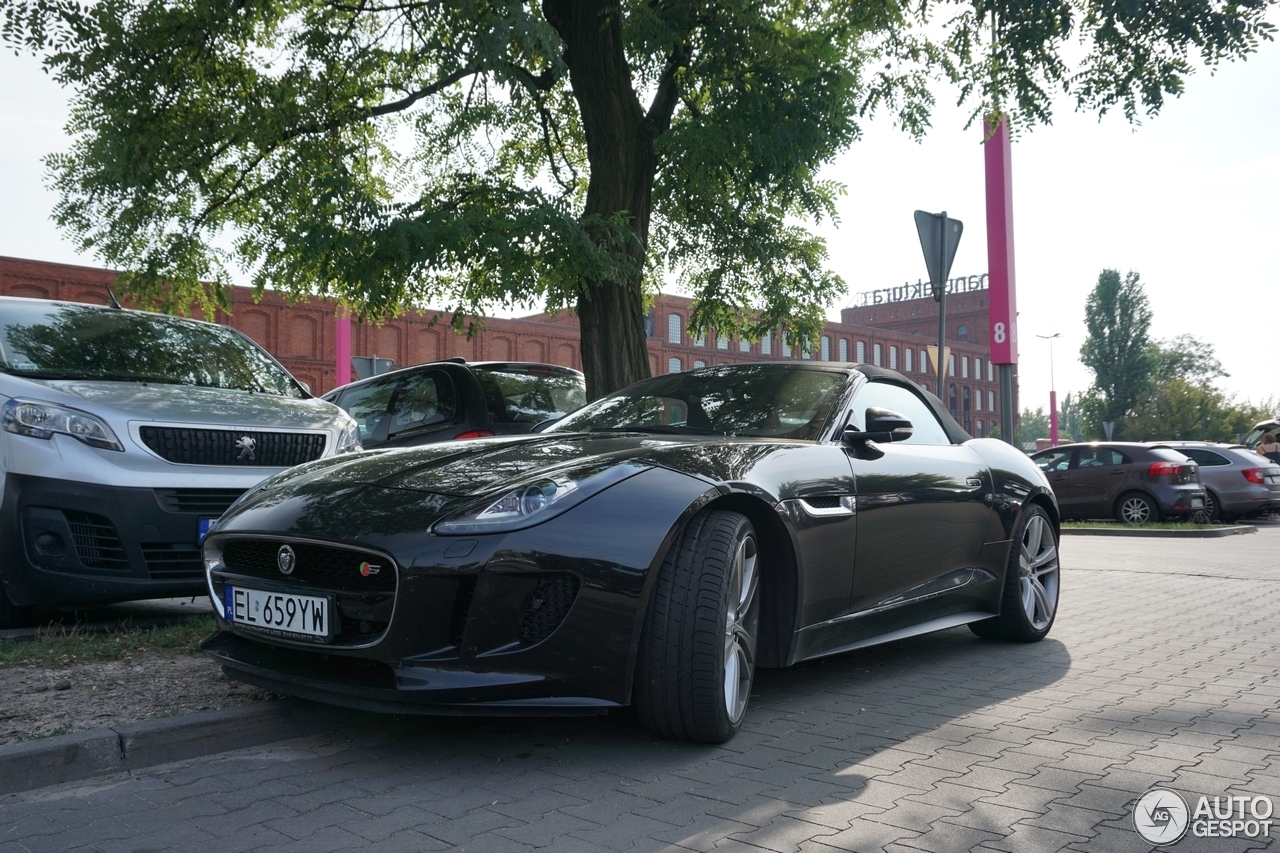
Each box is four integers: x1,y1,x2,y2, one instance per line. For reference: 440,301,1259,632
1154,441,1280,520
322,360,587,448
0,297,361,628
1244,417,1280,449
203,362,1060,743
1030,442,1206,523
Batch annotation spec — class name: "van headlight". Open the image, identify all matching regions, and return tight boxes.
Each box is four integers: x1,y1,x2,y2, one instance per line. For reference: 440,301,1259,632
2,399,124,451
433,462,650,534
334,418,362,454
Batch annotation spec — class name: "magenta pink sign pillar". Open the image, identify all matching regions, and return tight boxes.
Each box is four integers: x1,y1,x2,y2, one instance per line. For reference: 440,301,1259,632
984,115,1018,443
335,310,352,387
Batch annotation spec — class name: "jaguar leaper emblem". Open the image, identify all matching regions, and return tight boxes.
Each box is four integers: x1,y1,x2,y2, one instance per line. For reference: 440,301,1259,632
235,435,256,462
277,545,296,575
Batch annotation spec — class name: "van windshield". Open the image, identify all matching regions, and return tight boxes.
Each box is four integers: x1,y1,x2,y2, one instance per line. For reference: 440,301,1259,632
0,301,303,396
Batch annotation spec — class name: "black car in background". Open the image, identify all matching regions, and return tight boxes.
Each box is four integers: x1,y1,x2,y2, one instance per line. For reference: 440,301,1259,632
322,360,586,448
203,363,1060,743
1030,442,1206,523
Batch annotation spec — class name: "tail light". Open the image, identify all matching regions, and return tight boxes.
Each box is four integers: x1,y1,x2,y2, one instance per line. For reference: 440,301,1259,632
1242,468,1266,485
1147,461,1183,477
453,429,495,440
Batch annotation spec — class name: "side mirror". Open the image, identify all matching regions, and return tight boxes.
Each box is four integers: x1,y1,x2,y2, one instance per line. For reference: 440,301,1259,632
842,407,914,445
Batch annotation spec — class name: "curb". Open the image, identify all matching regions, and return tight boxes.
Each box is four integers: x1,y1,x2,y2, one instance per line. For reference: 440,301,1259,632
1062,525,1257,538
0,699,349,796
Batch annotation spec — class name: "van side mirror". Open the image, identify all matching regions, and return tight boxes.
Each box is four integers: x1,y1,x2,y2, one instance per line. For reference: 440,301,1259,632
842,407,914,445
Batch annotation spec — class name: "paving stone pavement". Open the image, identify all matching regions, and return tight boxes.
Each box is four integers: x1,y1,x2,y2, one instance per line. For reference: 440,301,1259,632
2,528,1277,853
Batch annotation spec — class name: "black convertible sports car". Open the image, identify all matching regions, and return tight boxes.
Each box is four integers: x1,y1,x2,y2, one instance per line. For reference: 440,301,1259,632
202,363,1061,743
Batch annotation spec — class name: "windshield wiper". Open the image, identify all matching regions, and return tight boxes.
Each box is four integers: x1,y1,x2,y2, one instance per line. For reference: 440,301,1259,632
588,425,724,436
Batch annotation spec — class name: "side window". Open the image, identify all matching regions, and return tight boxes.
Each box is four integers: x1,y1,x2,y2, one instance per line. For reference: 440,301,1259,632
335,377,399,441
849,380,952,445
1036,450,1072,473
1186,449,1229,466
389,370,458,435
1077,448,1127,468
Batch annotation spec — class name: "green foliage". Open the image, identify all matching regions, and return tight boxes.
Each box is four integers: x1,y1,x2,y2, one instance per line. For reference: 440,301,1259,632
1127,384,1276,442
1059,391,1084,443
1148,334,1228,386
1017,406,1050,446
3,0,1275,394
1080,269,1155,438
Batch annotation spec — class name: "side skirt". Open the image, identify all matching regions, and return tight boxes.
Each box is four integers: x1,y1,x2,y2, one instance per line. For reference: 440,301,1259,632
793,610,997,665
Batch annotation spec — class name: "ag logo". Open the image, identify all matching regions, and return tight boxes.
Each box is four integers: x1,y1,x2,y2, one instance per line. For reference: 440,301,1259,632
1134,788,1189,845
277,544,296,575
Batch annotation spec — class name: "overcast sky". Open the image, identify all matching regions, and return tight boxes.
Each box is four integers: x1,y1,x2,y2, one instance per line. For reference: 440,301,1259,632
2,35,1277,419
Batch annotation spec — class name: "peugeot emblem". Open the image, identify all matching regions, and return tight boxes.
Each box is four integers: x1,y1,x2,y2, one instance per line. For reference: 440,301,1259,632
235,435,257,462
277,544,296,575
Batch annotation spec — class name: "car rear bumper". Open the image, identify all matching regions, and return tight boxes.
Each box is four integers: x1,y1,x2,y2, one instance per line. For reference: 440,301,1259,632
0,473,242,607
1154,484,1207,518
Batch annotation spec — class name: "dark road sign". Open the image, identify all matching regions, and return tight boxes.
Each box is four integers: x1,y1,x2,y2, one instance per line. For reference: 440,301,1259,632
914,210,964,298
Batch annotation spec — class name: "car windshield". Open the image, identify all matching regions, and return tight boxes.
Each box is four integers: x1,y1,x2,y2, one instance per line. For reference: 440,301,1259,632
0,301,303,396
473,364,587,424
547,364,845,440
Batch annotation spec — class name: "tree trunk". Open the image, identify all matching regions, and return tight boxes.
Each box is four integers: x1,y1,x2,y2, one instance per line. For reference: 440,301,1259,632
543,0,656,401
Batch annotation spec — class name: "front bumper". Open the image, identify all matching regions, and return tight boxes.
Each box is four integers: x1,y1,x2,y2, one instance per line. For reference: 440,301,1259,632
0,473,243,607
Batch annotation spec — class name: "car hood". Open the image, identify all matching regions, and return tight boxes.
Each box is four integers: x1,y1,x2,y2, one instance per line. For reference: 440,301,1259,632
7,378,342,430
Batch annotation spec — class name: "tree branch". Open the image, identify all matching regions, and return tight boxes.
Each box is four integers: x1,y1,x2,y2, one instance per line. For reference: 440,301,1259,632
645,43,689,134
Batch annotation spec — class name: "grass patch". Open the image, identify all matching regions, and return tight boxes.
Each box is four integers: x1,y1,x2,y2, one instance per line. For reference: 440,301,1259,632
0,615,215,669
1061,520,1233,531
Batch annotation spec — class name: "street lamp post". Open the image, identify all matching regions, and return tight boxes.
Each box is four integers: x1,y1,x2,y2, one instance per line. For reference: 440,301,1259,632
1036,332,1061,446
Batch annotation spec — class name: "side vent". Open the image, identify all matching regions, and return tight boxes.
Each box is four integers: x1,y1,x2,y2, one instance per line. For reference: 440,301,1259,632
62,511,129,570
518,575,580,646
450,576,478,647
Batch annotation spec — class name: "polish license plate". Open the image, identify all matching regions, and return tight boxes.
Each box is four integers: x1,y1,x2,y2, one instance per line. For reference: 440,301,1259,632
224,586,331,641
1190,498,1204,508
198,517,216,543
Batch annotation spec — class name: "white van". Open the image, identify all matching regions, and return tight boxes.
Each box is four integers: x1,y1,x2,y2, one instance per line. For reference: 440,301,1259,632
0,297,360,628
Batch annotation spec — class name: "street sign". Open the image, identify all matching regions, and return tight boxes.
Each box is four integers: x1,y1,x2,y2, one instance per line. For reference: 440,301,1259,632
351,355,394,380
914,211,964,298
925,345,951,378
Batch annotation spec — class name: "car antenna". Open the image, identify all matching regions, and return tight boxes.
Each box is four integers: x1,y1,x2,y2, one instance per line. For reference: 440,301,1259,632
104,281,123,310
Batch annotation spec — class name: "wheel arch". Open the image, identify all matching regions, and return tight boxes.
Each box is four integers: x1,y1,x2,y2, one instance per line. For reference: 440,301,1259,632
699,493,799,670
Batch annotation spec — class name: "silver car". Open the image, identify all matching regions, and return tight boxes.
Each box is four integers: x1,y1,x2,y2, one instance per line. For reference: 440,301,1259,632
1155,441,1280,521
0,297,361,628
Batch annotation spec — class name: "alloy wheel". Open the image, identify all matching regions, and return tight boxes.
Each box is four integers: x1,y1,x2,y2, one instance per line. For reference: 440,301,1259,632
1120,496,1153,523
1018,514,1059,631
723,534,759,725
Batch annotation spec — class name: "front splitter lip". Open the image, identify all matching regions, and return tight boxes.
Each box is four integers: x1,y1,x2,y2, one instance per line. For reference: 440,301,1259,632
203,630,618,717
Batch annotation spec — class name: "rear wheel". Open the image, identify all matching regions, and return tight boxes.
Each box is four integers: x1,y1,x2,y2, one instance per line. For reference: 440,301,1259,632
634,510,760,743
971,505,1059,642
1116,492,1159,524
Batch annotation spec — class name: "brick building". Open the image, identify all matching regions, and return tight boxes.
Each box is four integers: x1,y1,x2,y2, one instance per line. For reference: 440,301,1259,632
1,256,1011,436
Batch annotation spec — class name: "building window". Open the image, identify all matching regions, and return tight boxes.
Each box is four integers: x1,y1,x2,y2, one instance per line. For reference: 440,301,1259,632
761,331,772,355
987,360,994,382
740,339,751,353
976,420,984,437
717,334,729,350
693,359,706,369
962,356,969,379
905,348,913,372
889,346,898,370
989,390,995,411
820,336,831,361
948,354,956,377
856,341,866,362
668,357,682,374
975,391,982,412
782,339,792,358
801,343,812,360
694,331,706,347
838,339,848,361
957,324,968,339
963,386,971,432
668,314,682,345
974,357,982,381
872,344,882,366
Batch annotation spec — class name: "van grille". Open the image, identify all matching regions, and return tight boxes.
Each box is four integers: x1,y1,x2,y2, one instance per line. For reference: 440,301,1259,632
63,511,130,570
142,543,205,579
139,427,325,467
154,488,248,514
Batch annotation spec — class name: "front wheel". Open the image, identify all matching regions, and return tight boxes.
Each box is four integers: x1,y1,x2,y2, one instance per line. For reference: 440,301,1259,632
971,505,1060,642
633,510,760,743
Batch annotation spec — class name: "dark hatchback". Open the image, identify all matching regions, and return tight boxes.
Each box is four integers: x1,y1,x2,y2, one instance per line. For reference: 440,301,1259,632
1030,442,1206,522
322,360,586,448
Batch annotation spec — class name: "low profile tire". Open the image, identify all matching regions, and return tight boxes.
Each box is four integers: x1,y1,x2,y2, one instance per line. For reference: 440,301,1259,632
634,510,760,744
1202,490,1221,522
1116,492,1159,524
0,585,34,631
970,505,1060,642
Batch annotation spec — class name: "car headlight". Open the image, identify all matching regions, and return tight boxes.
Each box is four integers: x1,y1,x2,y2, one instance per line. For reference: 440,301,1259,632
433,462,650,535
334,417,362,454
1,398,124,451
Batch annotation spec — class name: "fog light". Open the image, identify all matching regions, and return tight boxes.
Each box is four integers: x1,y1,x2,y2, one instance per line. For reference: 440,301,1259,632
34,532,63,554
